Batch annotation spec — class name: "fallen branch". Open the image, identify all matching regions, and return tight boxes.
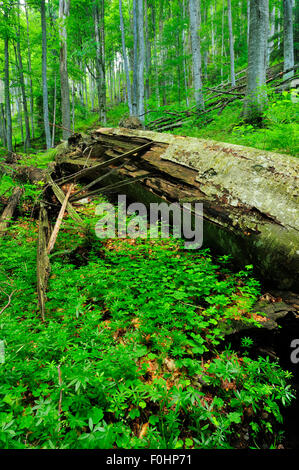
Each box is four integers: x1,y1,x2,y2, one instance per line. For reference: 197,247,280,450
37,203,51,321
47,184,73,254
0,186,24,235
0,289,16,315
46,175,83,225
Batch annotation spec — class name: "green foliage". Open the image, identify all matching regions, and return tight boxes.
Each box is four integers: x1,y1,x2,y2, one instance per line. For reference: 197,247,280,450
171,89,299,157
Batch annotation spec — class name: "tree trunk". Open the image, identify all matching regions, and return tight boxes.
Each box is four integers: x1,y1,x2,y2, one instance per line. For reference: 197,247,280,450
0,103,7,148
56,127,299,291
227,0,236,87
244,0,269,123
188,0,204,110
283,0,294,80
52,74,57,147
119,0,133,115
59,0,71,140
0,187,23,235
41,0,52,149
93,1,106,124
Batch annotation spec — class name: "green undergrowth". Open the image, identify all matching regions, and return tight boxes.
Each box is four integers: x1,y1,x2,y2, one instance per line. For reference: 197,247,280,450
0,198,295,449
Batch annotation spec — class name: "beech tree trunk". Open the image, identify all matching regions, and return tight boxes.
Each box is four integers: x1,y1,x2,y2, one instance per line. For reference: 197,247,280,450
137,0,145,121
227,0,236,87
15,2,31,151
25,1,35,140
0,187,23,234
4,35,12,153
132,0,139,115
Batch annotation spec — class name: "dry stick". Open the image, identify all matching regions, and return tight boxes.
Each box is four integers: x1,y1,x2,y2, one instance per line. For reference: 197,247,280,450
69,162,127,202
70,174,152,203
37,203,50,322
49,121,73,135
46,175,83,225
47,184,73,254
57,364,63,428
0,187,24,235
205,87,244,97
0,290,16,315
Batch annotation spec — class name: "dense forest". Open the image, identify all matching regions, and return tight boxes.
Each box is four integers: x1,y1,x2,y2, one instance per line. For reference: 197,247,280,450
0,0,298,454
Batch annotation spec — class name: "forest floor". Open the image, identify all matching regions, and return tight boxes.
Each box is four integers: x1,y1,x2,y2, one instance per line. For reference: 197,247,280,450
0,92,298,449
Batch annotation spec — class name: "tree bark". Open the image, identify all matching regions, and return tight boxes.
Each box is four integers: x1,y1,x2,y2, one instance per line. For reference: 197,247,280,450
41,0,52,149
137,0,145,121
132,0,139,115
4,35,13,153
0,187,23,235
227,0,236,87
56,127,299,291
119,0,133,115
188,0,204,110
283,0,294,80
15,2,31,152
93,0,106,124
25,1,35,140
59,0,71,140
244,0,269,122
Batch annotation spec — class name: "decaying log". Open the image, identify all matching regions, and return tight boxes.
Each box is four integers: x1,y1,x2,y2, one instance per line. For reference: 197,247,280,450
0,187,24,235
55,128,299,291
47,184,73,254
37,203,51,321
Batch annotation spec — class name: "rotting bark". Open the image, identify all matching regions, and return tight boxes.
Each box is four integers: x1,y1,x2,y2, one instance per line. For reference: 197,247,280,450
0,186,23,234
37,202,50,321
55,128,299,291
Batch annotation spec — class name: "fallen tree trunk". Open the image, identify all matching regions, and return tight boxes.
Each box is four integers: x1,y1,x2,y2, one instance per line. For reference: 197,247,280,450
55,128,299,291
37,202,51,321
0,187,24,235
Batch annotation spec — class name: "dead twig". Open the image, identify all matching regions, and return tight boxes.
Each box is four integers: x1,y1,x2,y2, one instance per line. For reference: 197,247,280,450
47,184,73,254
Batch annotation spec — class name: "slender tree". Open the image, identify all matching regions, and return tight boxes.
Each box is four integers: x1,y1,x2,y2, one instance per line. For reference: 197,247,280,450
283,0,294,80
41,0,51,149
188,0,204,110
25,1,34,140
119,0,133,115
15,2,31,151
244,0,269,122
227,0,236,86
